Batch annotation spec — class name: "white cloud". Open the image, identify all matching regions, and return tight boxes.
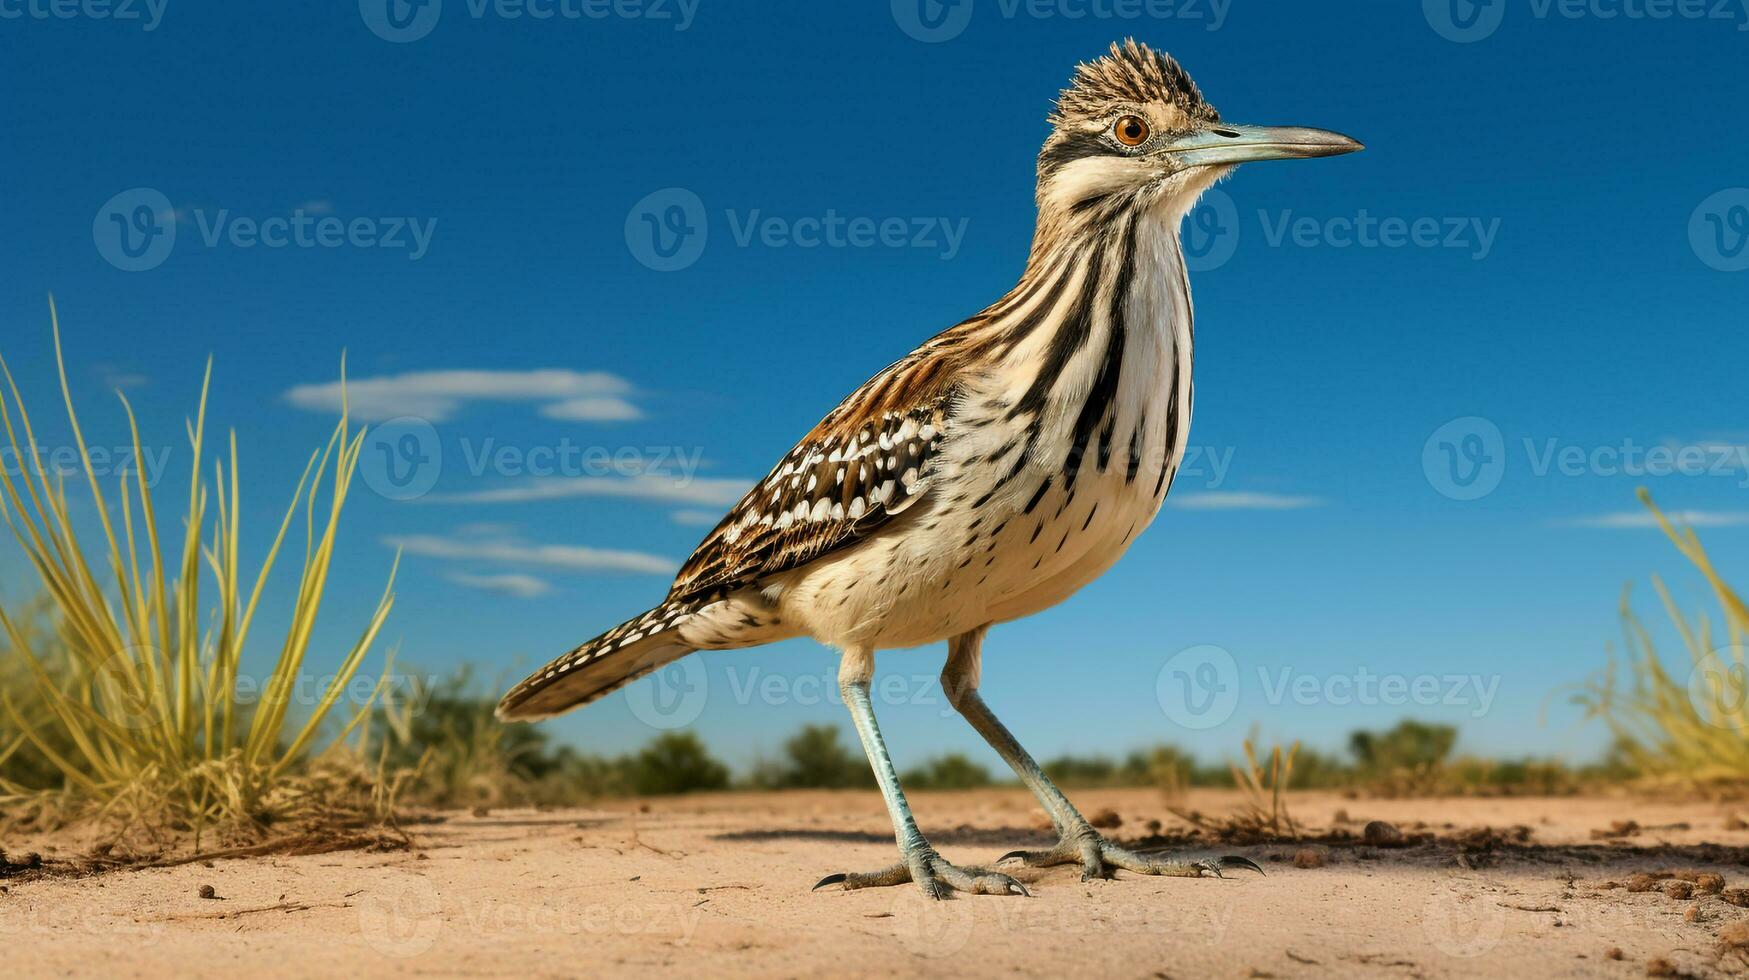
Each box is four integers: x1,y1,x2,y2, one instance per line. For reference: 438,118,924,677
1168,491,1325,511
670,509,721,526
445,571,554,598
1564,510,1749,529
540,397,643,421
427,474,749,507
386,532,675,575
93,363,149,389
283,369,640,422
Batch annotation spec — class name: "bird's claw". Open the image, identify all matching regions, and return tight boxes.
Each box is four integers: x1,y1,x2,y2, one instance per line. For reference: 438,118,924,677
1210,854,1265,877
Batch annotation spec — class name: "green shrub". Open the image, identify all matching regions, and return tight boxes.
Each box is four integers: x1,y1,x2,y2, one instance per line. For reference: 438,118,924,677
1041,753,1121,787
749,724,875,789
1348,720,1457,774
624,732,730,795
902,753,993,790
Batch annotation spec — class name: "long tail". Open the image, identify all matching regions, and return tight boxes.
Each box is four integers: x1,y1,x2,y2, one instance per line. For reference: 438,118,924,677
495,599,698,722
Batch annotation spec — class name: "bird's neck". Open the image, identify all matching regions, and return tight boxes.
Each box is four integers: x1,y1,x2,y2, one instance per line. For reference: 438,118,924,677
995,206,1194,382
950,206,1193,473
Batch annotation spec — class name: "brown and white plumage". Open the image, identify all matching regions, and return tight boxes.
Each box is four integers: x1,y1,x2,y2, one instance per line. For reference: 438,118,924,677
497,40,1359,729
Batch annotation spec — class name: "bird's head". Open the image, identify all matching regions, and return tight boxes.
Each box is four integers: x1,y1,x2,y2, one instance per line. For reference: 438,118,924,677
1037,40,1361,228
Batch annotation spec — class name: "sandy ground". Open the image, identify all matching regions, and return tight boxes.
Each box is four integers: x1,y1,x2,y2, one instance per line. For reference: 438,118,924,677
7,788,1749,978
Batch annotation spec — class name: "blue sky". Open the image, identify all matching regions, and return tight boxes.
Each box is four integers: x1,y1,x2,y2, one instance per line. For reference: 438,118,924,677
3,1,1748,774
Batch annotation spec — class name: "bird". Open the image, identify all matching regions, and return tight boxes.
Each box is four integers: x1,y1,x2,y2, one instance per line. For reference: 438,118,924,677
497,39,1361,899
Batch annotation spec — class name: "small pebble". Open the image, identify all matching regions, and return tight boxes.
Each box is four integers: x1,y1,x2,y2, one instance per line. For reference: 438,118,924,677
1292,849,1325,869
1362,820,1405,847
1089,809,1122,830
197,884,217,900
1719,919,1749,951
1665,881,1695,900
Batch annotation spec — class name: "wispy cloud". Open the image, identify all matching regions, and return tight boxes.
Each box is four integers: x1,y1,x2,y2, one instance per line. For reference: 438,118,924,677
426,474,749,507
386,532,675,575
540,397,643,421
284,369,641,423
1168,491,1325,511
670,509,721,526
445,571,554,598
93,363,149,389
453,521,516,537
1564,510,1749,529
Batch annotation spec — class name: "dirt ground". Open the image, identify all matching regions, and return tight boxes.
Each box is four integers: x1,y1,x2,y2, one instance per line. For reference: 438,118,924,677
7,788,1749,978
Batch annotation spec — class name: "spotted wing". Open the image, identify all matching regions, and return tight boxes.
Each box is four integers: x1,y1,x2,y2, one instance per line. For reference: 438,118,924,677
668,392,950,602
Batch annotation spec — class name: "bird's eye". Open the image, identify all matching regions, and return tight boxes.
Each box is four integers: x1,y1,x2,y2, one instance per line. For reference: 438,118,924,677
1113,114,1149,147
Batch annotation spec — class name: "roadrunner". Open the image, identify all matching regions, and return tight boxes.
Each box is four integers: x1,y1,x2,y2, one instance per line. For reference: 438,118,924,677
498,40,1361,898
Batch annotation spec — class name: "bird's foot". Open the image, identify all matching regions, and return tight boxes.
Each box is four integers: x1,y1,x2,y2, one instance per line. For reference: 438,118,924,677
813,846,1029,899
999,830,1263,882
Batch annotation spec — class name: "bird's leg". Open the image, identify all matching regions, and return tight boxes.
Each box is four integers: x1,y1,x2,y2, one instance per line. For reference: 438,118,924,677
813,646,1028,899
942,628,1262,882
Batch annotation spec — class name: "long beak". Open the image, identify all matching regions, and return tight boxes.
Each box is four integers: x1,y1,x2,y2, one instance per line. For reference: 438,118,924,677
1164,124,1363,168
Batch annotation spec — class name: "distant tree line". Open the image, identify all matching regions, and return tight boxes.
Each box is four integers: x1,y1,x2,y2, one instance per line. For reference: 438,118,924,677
365,673,1635,807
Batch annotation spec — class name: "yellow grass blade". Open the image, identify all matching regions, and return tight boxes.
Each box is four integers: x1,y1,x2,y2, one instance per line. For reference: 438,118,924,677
0,301,394,836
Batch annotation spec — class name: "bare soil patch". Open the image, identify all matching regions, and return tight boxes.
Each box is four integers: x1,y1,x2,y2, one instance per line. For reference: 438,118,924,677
7,789,1749,978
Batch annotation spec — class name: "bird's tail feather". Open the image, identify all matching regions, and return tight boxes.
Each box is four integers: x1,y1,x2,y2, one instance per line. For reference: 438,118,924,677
496,599,699,722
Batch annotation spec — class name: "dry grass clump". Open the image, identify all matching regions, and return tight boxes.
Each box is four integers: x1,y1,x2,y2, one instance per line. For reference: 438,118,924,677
0,301,396,850
1172,739,1302,842
1573,490,1749,786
